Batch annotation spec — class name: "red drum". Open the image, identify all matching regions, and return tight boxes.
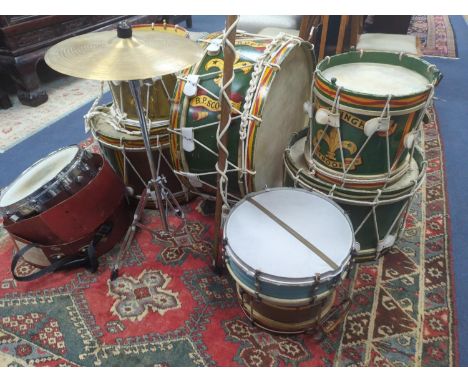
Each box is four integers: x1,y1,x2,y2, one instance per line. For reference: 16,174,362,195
0,147,132,280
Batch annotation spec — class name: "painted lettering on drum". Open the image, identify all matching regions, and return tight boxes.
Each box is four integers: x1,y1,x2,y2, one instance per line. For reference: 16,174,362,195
175,34,263,196
311,96,416,176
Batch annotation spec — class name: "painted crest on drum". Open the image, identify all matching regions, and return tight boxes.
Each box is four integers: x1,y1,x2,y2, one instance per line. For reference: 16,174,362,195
170,32,313,197
307,51,440,182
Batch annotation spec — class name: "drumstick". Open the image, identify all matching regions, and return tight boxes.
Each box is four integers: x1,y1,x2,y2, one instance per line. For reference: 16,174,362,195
213,15,239,272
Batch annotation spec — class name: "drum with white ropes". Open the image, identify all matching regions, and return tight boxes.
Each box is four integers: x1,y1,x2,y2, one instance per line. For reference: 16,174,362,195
169,32,314,202
108,23,189,133
223,188,355,333
305,50,440,189
285,129,426,261
88,107,190,206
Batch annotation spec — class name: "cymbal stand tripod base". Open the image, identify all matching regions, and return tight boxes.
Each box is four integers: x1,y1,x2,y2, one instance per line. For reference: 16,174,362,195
110,177,186,281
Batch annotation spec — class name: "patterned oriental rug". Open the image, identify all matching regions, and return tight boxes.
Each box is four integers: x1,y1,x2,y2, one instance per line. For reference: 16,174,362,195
0,108,457,366
408,15,457,58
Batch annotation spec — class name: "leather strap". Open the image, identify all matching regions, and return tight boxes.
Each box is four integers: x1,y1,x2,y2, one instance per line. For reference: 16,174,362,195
11,223,113,282
246,196,338,270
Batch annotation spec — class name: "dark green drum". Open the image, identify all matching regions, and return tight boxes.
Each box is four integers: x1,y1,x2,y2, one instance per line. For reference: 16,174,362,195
170,32,314,200
305,50,439,189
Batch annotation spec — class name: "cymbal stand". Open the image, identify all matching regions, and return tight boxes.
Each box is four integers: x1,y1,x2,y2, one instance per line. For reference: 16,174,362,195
110,79,185,280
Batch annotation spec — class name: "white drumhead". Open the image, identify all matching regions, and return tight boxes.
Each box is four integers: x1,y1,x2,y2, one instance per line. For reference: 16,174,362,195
225,188,354,279
253,43,312,190
321,62,429,96
0,147,78,208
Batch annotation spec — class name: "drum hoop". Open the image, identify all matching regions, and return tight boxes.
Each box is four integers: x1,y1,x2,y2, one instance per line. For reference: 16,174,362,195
226,263,334,306
243,38,313,193
306,155,411,183
0,146,86,214
313,88,427,116
91,129,170,152
286,130,425,197
315,51,440,100
284,158,426,207
223,187,354,283
117,117,170,129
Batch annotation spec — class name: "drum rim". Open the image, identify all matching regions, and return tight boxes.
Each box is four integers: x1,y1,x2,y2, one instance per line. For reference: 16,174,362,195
0,145,86,214
285,129,426,200
223,187,355,285
315,50,441,100
247,38,314,193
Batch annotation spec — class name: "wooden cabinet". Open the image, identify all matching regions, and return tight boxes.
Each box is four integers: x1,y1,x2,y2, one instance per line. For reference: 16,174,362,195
0,16,159,106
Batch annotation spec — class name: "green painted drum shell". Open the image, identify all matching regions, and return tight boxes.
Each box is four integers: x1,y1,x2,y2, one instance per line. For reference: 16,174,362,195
283,169,416,259
309,50,440,180
224,249,346,301
287,129,425,201
308,100,421,178
171,34,269,196
284,130,425,260
170,33,314,198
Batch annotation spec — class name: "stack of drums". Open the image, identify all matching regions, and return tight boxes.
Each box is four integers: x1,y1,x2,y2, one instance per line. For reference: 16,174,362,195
284,50,441,261
88,24,191,207
223,188,355,333
0,147,132,280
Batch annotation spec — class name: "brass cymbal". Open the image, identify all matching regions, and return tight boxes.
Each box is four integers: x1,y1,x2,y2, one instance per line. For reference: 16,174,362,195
45,29,204,81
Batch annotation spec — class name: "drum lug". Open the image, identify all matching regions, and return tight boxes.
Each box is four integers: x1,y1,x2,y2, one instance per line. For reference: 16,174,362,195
404,131,417,149
310,273,321,302
363,116,390,137
377,234,396,253
206,38,222,56
181,127,195,152
254,270,262,301
183,75,200,98
315,108,340,128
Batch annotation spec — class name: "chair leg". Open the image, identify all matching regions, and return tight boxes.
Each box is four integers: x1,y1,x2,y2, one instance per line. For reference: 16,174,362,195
336,15,349,54
318,16,329,61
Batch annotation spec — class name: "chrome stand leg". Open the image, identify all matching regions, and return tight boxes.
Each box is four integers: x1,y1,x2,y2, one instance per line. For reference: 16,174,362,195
110,80,186,280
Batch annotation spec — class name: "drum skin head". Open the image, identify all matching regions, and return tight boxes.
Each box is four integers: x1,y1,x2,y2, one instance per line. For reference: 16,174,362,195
0,146,79,208
224,188,354,281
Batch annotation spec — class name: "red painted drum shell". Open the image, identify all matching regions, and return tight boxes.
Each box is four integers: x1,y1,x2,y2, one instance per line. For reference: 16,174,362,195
3,154,126,245
9,196,132,268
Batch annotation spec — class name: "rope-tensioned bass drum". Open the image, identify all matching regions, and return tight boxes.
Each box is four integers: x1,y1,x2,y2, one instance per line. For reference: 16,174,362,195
169,32,314,202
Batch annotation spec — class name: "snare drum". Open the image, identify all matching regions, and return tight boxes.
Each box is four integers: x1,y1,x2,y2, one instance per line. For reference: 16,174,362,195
0,146,100,220
170,32,314,200
108,23,189,132
285,129,426,261
223,188,355,333
0,148,132,279
305,51,440,189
